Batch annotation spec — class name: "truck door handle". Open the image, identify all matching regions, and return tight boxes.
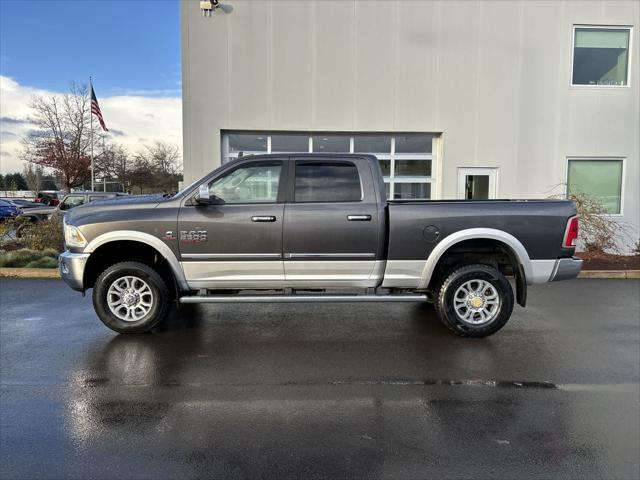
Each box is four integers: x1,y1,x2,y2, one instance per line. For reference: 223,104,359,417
347,215,372,221
251,216,276,222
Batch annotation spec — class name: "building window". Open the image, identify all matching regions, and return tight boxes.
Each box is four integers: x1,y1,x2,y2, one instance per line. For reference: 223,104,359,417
222,131,435,200
271,134,309,153
572,26,631,86
567,159,623,214
228,133,267,155
312,135,350,153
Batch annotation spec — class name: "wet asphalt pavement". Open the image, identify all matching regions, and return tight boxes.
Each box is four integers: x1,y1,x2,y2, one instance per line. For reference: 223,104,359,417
1,278,639,479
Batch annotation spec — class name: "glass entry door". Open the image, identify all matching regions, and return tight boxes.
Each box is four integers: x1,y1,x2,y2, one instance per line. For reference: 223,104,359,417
457,168,498,200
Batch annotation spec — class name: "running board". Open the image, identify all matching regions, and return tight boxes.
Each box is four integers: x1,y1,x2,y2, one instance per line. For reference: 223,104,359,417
179,294,429,304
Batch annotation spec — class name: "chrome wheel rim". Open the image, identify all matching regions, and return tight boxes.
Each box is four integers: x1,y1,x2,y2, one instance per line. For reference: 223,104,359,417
453,279,501,325
107,276,154,322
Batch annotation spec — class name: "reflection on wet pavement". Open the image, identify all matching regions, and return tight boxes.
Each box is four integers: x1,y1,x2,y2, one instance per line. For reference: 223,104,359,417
1,279,639,479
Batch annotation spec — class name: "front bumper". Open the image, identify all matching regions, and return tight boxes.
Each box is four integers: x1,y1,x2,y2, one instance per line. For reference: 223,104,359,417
59,251,90,291
550,257,583,282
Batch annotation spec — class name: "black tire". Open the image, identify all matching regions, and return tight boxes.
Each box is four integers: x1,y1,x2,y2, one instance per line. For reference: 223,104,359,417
92,261,171,333
434,264,514,337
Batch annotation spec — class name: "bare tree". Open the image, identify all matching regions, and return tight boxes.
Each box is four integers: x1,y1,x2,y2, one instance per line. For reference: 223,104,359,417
93,139,129,191
22,163,44,192
141,141,181,175
128,154,154,194
131,141,183,193
21,83,93,191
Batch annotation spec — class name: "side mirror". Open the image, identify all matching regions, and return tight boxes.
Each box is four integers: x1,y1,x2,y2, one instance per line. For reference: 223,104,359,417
210,194,225,205
194,185,225,205
195,184,210,205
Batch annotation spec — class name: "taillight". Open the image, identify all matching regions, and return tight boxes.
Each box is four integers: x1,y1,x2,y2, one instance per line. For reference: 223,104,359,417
563,216,579,248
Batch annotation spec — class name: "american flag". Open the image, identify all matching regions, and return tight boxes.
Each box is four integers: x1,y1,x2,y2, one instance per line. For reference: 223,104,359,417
90,85,108,132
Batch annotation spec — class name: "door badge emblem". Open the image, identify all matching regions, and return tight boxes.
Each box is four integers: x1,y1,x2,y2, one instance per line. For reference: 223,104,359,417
180,230,208,243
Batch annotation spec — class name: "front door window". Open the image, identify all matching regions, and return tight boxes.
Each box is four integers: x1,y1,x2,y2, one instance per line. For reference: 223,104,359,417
209,163,282,204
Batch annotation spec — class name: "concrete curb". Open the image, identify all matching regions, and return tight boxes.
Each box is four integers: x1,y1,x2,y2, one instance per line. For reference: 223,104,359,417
1,267,639,280
578,270,640,279
0,268,60,279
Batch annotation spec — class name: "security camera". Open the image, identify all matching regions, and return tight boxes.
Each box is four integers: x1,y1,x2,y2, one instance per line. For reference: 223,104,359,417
200,0,218,17
200,0,232,17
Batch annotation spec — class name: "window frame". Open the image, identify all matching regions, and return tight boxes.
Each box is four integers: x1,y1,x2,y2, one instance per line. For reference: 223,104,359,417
221,131,437,200
292,159,364,204
570,24,633,89
205,160,286,205
565,156,626,216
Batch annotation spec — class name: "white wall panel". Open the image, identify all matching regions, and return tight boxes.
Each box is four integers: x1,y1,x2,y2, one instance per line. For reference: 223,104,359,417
353,0,397,131
181,0,639,248
311,1,356,130
228,1,270,128
270,0,312,129
395,0,439,131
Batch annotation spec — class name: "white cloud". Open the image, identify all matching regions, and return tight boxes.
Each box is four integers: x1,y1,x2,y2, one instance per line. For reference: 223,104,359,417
110,87,183,97
0,75,182,173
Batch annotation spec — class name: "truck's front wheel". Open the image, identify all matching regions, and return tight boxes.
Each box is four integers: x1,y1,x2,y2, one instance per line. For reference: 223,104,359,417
93,261,171,333
434,264,514,337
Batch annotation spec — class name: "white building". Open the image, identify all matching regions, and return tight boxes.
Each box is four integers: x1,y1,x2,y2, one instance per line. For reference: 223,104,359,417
181,0,639,249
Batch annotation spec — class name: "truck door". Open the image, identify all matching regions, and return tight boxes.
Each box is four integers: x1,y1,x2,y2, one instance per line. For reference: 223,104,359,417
178,160,285,289
283,158,382,287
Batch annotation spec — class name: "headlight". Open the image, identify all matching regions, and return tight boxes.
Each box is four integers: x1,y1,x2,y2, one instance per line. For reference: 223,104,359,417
64,220,87,248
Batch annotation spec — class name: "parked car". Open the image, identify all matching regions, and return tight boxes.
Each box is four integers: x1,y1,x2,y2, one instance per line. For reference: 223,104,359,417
60,154,582,336
0,199,20,221
3,199,41,210
34,191,63,206
19,191,130,224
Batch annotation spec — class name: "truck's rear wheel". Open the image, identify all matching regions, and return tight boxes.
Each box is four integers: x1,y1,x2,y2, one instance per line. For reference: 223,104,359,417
434,264,514,337
93,261,170,333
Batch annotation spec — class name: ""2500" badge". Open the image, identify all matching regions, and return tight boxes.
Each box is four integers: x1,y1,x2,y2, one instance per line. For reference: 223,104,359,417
179,230,207,243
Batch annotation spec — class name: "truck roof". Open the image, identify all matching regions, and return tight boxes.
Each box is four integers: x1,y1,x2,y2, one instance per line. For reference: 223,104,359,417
66,191,129,195
232,153,379,163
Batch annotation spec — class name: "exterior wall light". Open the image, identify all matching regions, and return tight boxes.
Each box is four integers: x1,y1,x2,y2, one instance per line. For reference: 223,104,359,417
200,0,233,17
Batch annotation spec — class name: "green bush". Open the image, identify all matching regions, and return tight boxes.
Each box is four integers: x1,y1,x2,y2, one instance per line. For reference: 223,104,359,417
18,217,65,252
550,191,630,254
1,217,64,253
0,248,59,268
24,256,59,269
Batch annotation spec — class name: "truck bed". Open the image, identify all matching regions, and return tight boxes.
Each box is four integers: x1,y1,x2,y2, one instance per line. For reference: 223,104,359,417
386,199,576,261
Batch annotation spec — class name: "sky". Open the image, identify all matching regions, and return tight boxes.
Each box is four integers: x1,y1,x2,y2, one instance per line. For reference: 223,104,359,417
0,0,183,173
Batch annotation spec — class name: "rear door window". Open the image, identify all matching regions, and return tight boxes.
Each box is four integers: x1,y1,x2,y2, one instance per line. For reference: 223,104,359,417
294,161,362,203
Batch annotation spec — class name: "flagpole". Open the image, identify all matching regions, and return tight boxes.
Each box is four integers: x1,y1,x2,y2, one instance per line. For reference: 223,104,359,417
90,76,94,191
103,135,107,192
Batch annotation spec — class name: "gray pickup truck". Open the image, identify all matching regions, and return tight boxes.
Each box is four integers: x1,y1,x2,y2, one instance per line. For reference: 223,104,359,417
60,154,582,337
